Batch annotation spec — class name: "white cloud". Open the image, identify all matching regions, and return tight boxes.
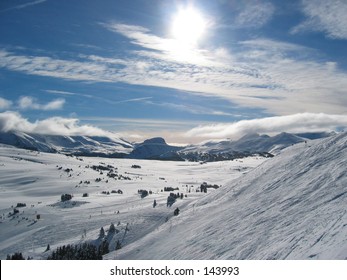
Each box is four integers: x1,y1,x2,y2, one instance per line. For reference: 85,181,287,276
0,111,118,138
0,97,12,110
235,0,275,28
292,0,347,39
186,113,347,140
18,96,65,111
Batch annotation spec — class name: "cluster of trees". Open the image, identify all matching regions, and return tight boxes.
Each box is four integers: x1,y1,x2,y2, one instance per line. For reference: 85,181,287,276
78,180,91,185
200,182,220,193
163,187,179,192
99,223,120,238
47,243,103,260
61,194,73,202
138,189,152,198
131,164,141,169
167,193,180,207
16,203,26,208
107,172,131,181
91,165,113,172
11,208,19,215
49,222,123,259
111,189,123,194
99,223,122,252
6,252,25,260
102,189,123,195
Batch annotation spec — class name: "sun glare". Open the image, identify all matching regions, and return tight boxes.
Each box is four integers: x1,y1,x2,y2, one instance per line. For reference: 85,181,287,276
171,6,207,47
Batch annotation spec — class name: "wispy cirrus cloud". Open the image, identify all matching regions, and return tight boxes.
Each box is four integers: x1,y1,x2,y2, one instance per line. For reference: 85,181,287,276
291,0,347,39
0,0,46,13
18,96,65,110
46,89,152,106
145,100,237,117
1,21,347,116
45,89,93,98
186,113,347,140
234,0,275,28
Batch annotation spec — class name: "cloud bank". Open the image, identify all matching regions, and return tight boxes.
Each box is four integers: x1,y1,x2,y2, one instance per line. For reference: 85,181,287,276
0,111,117,138
186,113,347,140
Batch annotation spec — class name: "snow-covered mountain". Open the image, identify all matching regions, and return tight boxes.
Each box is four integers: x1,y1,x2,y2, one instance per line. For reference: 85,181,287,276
0,130,335,161
177,132,317,161
182,132,310,155
0,131,133,157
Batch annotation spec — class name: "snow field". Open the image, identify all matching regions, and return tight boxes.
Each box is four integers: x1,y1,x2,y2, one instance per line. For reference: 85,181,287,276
0,144,264,259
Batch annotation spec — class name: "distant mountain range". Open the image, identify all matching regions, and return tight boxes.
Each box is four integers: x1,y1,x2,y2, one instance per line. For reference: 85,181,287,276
0,130,335,161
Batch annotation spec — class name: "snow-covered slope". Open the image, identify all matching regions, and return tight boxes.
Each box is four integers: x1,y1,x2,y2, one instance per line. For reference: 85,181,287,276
0,131,133,156
110,132,347,259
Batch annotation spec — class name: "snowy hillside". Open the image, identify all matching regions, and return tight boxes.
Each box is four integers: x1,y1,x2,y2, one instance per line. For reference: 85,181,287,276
110,131,347,260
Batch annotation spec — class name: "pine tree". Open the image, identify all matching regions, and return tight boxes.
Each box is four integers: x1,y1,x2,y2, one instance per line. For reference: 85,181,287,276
98,239,109,255
115,240,122,250
109,223,116,234
99,227,105,239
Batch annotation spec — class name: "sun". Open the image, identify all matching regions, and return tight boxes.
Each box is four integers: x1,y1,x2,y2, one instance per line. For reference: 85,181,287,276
171,6,207,46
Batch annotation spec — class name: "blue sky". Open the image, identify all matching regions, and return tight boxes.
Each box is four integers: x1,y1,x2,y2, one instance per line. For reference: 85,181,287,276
0,0,347,143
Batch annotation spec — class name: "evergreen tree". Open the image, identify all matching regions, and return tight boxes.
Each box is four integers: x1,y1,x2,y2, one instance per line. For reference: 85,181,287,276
98,239,109,255
109,223,116,234
99,227,105,239
115,240,122,250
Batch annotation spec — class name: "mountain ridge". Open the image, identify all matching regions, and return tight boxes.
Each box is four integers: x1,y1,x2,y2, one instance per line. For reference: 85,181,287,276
0,130,336,161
